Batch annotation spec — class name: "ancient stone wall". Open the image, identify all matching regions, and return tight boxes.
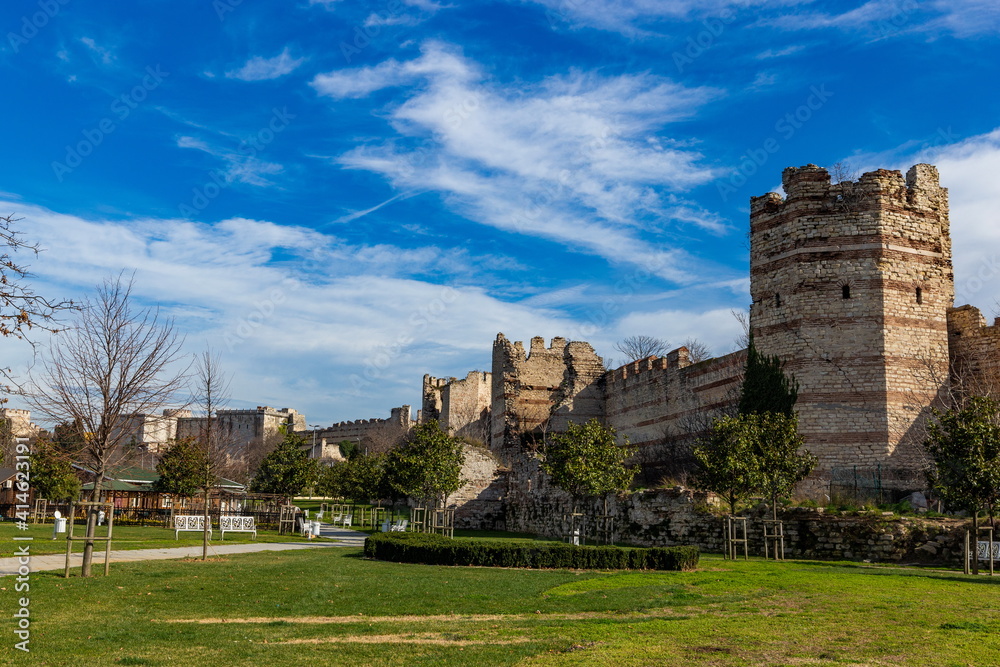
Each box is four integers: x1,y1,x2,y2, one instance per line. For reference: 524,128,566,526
750,164,953,492
0,409,39,439
605,347,745,482
178,406,304,446
299,405,413,454
496,472,970,564
490,334,606,458
451,443,507,530
947,305,1000,397
439,371,492,443
421,375,451,424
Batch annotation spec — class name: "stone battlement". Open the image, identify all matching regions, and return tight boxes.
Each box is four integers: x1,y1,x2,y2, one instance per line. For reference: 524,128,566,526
751,163,947,218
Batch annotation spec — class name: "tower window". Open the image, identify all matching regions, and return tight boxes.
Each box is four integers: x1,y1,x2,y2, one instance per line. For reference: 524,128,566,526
842,285,851,299
775,293,782,307
916,287,923,304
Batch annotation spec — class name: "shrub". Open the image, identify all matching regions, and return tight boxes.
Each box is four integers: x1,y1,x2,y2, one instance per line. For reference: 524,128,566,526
364,532,698,571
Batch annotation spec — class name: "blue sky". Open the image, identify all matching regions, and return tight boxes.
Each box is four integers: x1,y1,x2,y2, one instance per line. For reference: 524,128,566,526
2,0,1000,426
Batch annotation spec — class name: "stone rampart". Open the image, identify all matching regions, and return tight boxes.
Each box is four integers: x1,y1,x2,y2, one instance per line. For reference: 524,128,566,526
605,347,744,481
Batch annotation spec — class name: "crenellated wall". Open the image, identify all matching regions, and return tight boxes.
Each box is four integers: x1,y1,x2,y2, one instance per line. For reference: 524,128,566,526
605,348,745,480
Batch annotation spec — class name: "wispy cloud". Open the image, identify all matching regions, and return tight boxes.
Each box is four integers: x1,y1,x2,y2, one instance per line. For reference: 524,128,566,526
176,135,284,187
226,47,305,82
79,36,114,64
315,41,731,284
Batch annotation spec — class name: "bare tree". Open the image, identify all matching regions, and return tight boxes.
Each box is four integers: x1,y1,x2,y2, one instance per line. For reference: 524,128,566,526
192,349,233,561
683,337,712,363
30,275,186,576
731,308,750,351
1,214,73,399
614,335,670,362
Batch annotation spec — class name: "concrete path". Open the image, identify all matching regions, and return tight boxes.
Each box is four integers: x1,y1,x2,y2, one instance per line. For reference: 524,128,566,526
0,524,369,577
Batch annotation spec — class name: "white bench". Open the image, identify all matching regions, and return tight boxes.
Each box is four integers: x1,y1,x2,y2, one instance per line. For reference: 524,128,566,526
173,515,211,539
220,515,257,540
977,541,1000,561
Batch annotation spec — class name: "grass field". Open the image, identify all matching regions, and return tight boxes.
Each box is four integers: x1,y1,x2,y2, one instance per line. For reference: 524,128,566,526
3,540,1000,666
0,522,304,556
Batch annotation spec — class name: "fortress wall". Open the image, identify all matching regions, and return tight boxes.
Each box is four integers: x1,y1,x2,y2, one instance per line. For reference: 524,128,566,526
605,348,745,474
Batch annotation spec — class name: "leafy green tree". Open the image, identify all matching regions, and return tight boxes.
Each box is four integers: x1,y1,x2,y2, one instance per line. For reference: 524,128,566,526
738,335,798,416
925,396,1000,573
153,438,209,498
540,418,636,513
695,412,814,520
249,430,319,497
693,416,761,514
338,439,360,460
389,420,465,506
29,443,81,502
320,453,392,502
754,412,816,520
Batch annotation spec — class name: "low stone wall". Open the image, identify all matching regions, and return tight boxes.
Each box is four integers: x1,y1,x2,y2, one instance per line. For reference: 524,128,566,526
492,468,970,564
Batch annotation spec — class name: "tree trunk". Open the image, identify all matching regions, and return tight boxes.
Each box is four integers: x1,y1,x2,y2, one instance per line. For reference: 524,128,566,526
81,477,103,577
202,483,210,561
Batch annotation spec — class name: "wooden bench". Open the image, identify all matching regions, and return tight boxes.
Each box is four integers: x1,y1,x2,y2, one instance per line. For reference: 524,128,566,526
220,515,257,540
173,515,211,539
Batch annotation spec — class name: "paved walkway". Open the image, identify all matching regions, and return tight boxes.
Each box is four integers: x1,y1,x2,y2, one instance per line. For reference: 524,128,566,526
0,524,368,577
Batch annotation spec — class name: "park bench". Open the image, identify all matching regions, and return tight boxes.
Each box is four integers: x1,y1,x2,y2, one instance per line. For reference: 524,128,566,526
977,541,1000,561
389,519,408,532
220,515,257,540
173,515,211,539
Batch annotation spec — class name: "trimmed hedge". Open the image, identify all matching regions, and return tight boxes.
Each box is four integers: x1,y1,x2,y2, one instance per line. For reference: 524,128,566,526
364,532,699,571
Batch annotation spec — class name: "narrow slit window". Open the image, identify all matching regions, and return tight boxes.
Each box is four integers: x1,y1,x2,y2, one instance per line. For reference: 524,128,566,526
842,285,851,300
775,293,782,307
916,287,923,304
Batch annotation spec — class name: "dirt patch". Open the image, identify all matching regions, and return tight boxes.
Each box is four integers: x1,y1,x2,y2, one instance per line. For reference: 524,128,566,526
158,609,691,625
273,633,533,646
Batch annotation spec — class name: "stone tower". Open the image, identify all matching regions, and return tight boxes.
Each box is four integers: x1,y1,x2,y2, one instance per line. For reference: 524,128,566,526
749,164,953,491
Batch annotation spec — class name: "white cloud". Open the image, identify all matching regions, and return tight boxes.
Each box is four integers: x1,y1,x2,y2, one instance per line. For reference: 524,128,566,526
0,200,582,424
317,42,732,284
922,129,1000,310
226,47,305,82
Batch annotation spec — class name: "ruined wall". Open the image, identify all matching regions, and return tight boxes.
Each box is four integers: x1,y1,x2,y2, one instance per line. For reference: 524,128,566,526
421,375,451,424
605,347,744,481
439,371,492,443
451,443,507,530
299,405,413,453
490,334,606,457
750,164,953,492
947,305,1000,396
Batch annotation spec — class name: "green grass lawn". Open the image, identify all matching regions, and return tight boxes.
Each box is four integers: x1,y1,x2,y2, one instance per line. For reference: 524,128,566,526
3,540,1000,666
0,522,308,556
